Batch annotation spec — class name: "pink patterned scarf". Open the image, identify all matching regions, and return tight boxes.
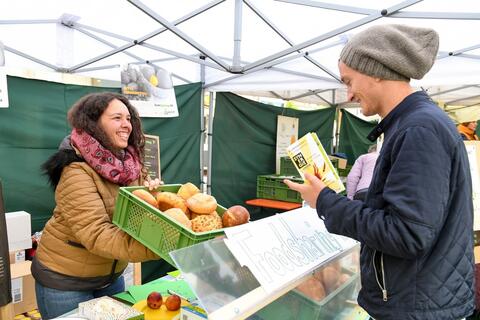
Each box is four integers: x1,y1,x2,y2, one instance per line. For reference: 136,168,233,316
70,129,141,186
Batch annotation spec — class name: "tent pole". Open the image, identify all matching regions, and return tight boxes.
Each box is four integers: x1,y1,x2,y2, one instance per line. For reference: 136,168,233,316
232,0,243,72
200,57,206,193
242,0,420,72
207,92,215,195
334,105,341,155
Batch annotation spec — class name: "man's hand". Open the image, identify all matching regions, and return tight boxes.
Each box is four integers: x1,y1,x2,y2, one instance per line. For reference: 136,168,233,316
284,173,326,209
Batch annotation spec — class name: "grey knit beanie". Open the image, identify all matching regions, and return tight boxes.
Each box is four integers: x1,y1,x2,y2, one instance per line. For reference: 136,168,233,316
340,24,439,81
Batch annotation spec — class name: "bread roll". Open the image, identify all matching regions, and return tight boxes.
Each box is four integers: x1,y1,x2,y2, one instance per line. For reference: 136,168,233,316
296,276,326,301
177,182,200,200
163,208,192,229
186,193,217,214
191,210,219,220
222,205,250,227
132,189,158,208
156,192,188,214
191,214,222,232
321,265,340,294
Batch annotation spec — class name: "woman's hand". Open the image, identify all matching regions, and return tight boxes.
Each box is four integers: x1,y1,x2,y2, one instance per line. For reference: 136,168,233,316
144,177,164,191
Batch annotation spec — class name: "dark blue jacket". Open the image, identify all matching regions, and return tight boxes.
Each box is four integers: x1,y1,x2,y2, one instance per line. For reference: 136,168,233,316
317,91,475,320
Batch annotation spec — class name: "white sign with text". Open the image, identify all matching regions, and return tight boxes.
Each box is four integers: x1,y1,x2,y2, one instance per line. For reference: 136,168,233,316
276,115,298,174
224,207,357,293
0,67,9,108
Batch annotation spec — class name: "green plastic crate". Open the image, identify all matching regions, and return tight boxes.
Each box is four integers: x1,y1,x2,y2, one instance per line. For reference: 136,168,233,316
337,164,353,178
113,185,226,267
255,270,360,320
257,175,303,203
280,156,300,177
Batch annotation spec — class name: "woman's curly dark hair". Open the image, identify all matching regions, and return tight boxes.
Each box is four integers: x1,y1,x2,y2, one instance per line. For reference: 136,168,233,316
67,92,145,164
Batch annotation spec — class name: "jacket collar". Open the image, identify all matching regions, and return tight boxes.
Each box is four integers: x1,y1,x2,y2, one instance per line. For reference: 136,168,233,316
367,90,431,142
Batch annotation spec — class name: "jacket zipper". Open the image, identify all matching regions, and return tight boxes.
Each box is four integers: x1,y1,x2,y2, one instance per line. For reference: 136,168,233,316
372,250,388,301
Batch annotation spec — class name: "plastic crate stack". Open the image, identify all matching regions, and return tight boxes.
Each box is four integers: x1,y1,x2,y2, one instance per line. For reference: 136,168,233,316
256,157,303,203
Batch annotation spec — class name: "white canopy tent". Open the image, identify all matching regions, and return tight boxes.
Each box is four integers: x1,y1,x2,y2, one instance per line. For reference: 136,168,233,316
2,0,480,113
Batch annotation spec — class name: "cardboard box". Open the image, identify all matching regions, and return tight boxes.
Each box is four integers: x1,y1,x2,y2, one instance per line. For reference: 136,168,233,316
6,211,32,252
10,261,37,315
9,250,26,264
329,156,348,169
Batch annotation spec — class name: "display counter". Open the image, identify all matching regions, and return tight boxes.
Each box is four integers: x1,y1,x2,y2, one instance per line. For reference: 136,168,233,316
58,207,366,320
170,207,363,320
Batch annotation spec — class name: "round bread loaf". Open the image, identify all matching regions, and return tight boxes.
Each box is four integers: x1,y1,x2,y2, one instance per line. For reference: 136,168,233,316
163,208,192,229
296,276,326,301
186,193,217,214
191,214,222,232
191,210,219,220
222,205,250,227
132,189,158,208
156,191,188,214
177,182,200,200
321,265,340,294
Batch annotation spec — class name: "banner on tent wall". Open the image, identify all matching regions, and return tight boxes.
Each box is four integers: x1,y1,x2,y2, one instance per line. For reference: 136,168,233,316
276,115,298,174
121,64,178,117
0,68,8,108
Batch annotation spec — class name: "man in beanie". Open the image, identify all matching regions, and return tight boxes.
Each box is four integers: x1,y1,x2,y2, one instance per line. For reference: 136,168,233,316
286,24,475,319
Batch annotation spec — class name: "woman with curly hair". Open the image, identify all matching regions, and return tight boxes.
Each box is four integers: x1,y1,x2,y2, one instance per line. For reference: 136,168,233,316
32,92,160,319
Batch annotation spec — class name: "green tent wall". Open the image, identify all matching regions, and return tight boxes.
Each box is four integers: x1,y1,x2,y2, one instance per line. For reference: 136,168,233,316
211,92,336,210
0,77,202,232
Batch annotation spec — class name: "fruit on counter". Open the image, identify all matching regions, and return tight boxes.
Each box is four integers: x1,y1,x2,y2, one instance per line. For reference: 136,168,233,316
164,294,181,311
222,205,250,227
147,291,163,309
132,189,159,208
177,182,200,200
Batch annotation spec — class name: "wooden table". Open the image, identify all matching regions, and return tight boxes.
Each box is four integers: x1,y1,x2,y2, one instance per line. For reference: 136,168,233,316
245,198,302,211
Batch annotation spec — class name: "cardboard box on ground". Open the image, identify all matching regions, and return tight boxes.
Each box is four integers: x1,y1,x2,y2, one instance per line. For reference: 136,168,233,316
5,211,36,315
10,261,37,316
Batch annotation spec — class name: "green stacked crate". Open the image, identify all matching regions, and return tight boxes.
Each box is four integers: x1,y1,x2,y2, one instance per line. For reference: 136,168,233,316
280,156,300,177
257,174,303,203
337,164,353,177
113,185,226,267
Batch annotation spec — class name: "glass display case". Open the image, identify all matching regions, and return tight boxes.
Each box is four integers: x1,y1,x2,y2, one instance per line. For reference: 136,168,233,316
171,214,360,320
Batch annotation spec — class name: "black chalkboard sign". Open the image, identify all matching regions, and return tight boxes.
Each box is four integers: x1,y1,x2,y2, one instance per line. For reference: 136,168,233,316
143,134,161,180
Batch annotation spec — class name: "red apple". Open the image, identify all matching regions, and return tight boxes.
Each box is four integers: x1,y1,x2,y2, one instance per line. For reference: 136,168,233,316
147,291,163,309
165,294,181,311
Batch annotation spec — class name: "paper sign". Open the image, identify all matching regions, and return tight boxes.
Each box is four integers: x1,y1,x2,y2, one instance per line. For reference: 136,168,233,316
224,207,357,293
143,134,161,180
121,64,178,117
0,67,8,108
276,116,298,174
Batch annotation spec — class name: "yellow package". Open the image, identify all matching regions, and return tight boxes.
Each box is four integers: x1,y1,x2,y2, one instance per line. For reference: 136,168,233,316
287,132,345,193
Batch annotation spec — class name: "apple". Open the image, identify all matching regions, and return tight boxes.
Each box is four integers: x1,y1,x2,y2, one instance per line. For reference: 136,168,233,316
146,291,163,309
165,294,181,311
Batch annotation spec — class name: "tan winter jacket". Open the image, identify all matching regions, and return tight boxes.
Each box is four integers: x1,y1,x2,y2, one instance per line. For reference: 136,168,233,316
35,161,159,279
